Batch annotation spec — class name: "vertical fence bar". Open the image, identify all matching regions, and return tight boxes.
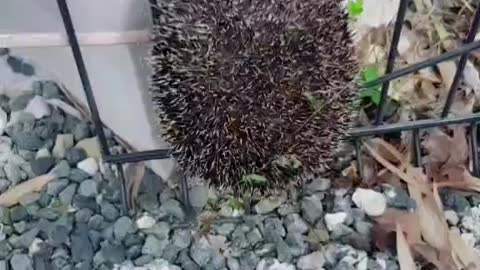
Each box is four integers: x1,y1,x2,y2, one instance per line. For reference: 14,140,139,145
116,164,130,214
56,0,111,156
442,5,480,117
354,139,364,179
412,129,422,167
471,123,479,176
374,0,409,125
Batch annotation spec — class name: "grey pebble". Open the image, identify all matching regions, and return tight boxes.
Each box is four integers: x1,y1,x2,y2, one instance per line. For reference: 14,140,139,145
78,179,97,198
239,251,259,270
177,249,200,270
124,233,144,247
142,235,169,257
47,179,70,196
73,122,91,142
126,245,142,259
9,228,39,248
59,184,77,205
10,206,27,222
71,224,94,263
12,133,44,151
9,92,34,112
68,168,89,183
88,215,106,231
48,224,70,245
10,253,33,270
160,199,185,221
113,216,133,241
13,221,28,234
172,229,191,249
100,201,119,221
213,223,235,236
189,238,212,267
0,179,10,193
65,148,87,166
50,160,70,178
41,81,61,99
0,241,12,259
4,163,22,184
30,157,56,176
134,255,154,266
75,208,93,223
301,194,324,224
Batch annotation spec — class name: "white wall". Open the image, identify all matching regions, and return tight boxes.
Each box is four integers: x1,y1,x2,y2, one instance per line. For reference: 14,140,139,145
0,0,176,181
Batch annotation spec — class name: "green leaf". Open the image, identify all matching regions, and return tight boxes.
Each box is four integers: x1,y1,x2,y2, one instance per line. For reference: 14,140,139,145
362,66,379,82
360,66,382,105
360,88,381,105
240,174,267,187
348,0,364,17
228,198,244,210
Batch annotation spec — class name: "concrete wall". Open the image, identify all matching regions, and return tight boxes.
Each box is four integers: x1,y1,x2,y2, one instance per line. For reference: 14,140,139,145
0,0,176,181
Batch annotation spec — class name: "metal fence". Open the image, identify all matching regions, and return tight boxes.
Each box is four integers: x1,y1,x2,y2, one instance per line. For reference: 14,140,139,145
55,0,480,212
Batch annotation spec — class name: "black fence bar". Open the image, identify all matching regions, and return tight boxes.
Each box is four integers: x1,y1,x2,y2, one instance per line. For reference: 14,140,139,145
116,163,130,214
471,123,479,176
56,0,110,157
349,113,480,137
412,129,422,167
374,0,409,125
104,149,174,164
354,139,364,178
441,4,480,117
362,40,480,89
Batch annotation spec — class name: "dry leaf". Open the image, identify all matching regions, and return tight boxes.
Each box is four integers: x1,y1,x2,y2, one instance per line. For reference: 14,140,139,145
0,174,56,207
422,126,468,167
438,61,456,91
374,208,422,245
397,224,417,270
46,99,82,119
416,189,450,251
364,142,430,193
125,162,146,209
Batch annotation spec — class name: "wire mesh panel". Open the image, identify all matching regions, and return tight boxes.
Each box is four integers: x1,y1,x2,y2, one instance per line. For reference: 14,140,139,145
55,0,480,211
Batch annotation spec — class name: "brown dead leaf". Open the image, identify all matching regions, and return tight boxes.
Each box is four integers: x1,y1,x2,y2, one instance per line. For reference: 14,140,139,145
374,208,422,245
438,61,457,91
422,126,468,167
416,188,451,252
364,142,430,193
397,224,417,270
125,162,146,209
0,174,56,207
412,243,457,270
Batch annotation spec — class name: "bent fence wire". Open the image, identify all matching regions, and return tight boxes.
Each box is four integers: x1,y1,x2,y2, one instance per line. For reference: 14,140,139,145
55,0,480,212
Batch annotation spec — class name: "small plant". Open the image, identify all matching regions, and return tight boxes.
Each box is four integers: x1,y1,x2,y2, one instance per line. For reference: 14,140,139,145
360,66,381,105
240,174,267,187
347,0,364,17
227,197,245,213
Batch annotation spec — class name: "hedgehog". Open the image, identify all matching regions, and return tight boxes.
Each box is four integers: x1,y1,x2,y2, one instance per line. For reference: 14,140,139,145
149,0,358,192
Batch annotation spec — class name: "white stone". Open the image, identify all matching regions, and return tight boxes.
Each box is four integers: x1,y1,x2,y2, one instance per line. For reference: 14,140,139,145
352,188,386,216
444,210,459,225
52,134,74,158
356,257,368,270
254,195,286,214
35,148,51,159
75,137,101,160
0,108,6,135
113,258,181,270
77,158,99,176
461,207,480,239
136,214,156,229
325,212,348,231
256,258,296,270
24,96,51,119
461,233,476,248
297,251,325,270
28,238,44,256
